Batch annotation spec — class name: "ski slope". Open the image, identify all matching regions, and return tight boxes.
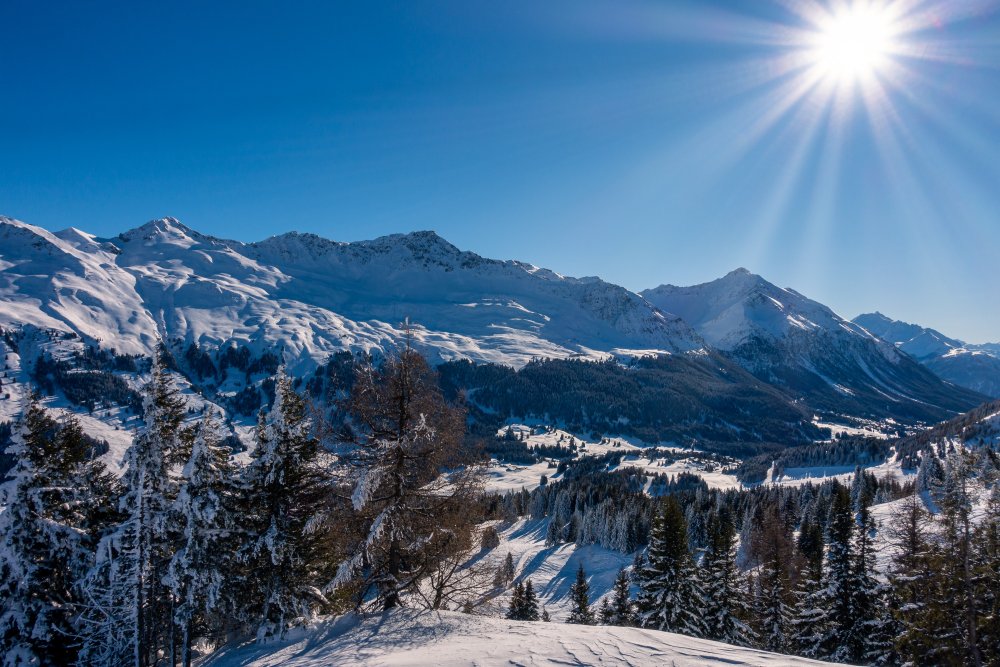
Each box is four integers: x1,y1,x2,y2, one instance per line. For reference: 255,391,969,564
202,608,846,667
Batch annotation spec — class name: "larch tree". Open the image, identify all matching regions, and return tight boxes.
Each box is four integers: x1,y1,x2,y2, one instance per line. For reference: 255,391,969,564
333,343,481,610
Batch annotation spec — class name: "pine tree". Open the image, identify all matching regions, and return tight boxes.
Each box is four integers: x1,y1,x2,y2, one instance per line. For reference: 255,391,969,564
522,579,540,621
605,568,635,626
242,367,333,641
974,484,1000,666
506,579,539,621
494,552,515,587
755,519,792,653
854,493,896,665
599,597,614,624
101,359,186,667
701,511,753,646
165,410,237,667
888,494,936,667
506,581,526,620
636,496,705,636
815,484,856,663
567,563,594,625
934,450,987,666
0,401,114,664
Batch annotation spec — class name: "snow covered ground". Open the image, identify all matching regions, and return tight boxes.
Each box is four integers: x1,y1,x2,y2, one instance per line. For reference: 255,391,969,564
483,519,634,620
202,609,845,667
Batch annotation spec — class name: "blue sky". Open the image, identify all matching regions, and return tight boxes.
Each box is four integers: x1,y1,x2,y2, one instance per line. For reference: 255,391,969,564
2,0,999,342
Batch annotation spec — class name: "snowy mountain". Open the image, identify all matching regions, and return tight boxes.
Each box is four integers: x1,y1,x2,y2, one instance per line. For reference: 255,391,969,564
854,312,1000,398
0,215,986,437
0,216,702,372
202,609,844,667
642,269,985,422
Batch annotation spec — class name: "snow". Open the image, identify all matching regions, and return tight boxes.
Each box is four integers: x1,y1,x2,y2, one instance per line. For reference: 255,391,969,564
642,268,879,353
0,216,704,373
201,608,844,667
482,425,743,492
617,456,742,490
763,456,913,489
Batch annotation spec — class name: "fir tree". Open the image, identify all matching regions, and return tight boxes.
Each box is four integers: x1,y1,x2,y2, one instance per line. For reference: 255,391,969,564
755,518,792,653
102,359,186,667
636,496,705,636
494,552,515,587
506,579,539,621
522,579,540,621
567,564,594,625
242,368,333,640
0,402,114,664
506,581,526,620
854,492,896,665
165,410,237,667
701,511,753,646
974,484,1000,666
888,494,937,667
605,568,635,626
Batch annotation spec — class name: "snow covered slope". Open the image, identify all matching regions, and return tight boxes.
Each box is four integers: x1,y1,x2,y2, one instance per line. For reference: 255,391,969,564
202,609,844,667
642,269,985,422
0,216,702,372
854,312,1000,398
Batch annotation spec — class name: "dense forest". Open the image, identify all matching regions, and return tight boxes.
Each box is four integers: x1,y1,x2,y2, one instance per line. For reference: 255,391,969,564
1,347,998,666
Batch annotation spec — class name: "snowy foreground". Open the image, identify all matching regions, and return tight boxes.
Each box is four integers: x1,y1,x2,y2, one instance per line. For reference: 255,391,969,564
202,610,844,667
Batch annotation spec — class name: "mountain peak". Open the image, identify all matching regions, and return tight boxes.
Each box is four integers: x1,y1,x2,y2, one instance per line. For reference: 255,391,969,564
363,229,461,254
118,217,202,247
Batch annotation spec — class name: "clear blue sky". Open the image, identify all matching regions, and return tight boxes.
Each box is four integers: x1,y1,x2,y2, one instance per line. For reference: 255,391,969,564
2,0,998,342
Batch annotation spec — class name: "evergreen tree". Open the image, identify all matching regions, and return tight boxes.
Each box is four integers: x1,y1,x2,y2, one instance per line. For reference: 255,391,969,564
0,402,114,664
165,410,237,666
506,579,539,621
756,520,792,653
605,568,635,626
701,512,753,646
567,563,594,625
494,552,515,587
854,493,896,665
815,484,857,663
599,597,614,624
242,368,333,641
506,581,526,620
101,359,186,667
888,494,937,667
974,484,1000,666
522,579,540,621
636,496,705,636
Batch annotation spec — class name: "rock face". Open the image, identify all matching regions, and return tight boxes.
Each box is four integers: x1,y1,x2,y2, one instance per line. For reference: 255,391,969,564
855,312,1000,398
642,270,985,422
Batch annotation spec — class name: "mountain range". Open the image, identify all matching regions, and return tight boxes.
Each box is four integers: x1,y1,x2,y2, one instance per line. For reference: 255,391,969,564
0,215,991,438
854,312,1000,398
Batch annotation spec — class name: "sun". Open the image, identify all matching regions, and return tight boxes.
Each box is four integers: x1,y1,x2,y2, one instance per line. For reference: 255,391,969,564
810,3,899,84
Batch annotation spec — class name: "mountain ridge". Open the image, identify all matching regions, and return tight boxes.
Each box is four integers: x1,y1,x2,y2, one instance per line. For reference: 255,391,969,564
854,311,1000,397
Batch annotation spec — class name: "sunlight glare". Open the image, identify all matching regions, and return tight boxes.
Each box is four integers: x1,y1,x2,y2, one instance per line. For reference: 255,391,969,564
811,4,898,84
